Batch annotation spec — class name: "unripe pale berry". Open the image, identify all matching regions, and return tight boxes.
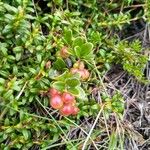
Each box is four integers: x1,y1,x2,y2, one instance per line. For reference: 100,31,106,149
45,61,51,69
73,61,80,68
78,70,85,78
60,47,69,58
82,69,90,80
70,68,78,74
78,61,85,70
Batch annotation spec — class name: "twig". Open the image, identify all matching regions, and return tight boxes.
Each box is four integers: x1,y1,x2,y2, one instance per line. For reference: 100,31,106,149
16,81,28,100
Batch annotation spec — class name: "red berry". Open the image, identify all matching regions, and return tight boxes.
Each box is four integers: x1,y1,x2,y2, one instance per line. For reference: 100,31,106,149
49,88,60,97
72,106,79,115
50,95,63,109
59,104,73,116
62,92,75,104
60,47,69,58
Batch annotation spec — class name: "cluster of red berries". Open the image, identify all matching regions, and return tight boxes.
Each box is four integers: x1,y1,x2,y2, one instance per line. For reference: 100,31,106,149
70,61,90,80
49,88,79,116
59,47,90,81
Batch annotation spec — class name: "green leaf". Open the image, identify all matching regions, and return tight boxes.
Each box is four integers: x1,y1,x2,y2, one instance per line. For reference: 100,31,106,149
66,77,80,87
4,118,10,126
80,42,93,56
29,68,37,74
54,71,71,81
0,86,4,92
2,25,12,34
67,87,79,95
41,78,50,86
63,29,72,45
22,129,29,140
99,49,106,57
0,78,5,84
30,88,39,93
91,104,100,110
74,46,81,57
13,66,18,75
53,58,66,70
68,86,86,98
4,4,18,12
13,85,21,91
84,52,95,61
77,87,86,99
90,31,101,44
5,127,13,133
3,90,13,100
36,53,42,62
0,70,9,77
48,69,59,79
108,131,118,150
52,81,65,91
0,46,7,56
16,144,22,149
7,55,15,61
104,62,111,70
53,0,62,5
16,53,22,61
13,46,23,53
73,37,85,47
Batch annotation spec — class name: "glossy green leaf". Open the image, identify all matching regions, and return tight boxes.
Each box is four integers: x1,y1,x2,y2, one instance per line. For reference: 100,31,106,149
22,129,29,140
63,29,72,45
77,87,86,99
74,46,81,57
80,42,93,56
73,37,85,47
0,78,5,84
53,58,66,70
52,81,65,91
67,87,79,95
66,77,80,87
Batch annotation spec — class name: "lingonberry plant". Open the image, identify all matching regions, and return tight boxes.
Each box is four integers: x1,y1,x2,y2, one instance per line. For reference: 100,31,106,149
0,0,149,149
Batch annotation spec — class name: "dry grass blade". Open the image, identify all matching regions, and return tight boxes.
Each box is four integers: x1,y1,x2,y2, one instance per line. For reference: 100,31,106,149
82,104,104,150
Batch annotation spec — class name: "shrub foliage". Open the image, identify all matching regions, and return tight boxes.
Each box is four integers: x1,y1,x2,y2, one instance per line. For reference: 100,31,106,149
0,0,149,149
